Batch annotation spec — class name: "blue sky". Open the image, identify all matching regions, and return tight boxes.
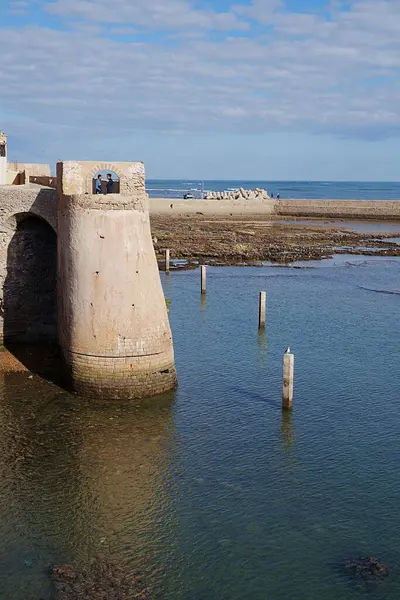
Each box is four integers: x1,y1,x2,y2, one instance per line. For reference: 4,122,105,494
1,0,400,180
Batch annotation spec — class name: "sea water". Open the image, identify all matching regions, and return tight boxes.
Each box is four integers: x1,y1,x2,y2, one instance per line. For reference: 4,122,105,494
146,179,400,200
0,257,399,599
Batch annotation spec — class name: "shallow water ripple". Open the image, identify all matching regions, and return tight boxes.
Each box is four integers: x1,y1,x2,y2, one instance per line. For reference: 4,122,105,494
0,260,399,599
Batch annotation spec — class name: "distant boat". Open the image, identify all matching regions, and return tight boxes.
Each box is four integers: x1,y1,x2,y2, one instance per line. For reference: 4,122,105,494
183,193,194,199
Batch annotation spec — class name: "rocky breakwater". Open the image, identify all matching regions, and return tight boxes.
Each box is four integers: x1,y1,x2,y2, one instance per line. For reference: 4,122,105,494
205,188,270,201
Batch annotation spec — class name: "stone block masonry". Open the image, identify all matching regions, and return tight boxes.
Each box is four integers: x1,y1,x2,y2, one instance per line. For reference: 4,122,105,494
0,175,177,400
57,161,177,399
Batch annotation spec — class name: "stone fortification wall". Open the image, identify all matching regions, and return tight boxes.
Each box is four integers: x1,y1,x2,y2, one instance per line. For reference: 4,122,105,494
0,185,57,232
205,188,270,201
6,170,21,185
8,162,51,177
57,161,177,399
275,199,400,220
29,175,57,188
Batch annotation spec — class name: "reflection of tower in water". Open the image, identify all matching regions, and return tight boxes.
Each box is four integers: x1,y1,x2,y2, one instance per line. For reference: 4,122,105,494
257,327,268,368
74,392,178,569
200,294,207,312
0,373,178,598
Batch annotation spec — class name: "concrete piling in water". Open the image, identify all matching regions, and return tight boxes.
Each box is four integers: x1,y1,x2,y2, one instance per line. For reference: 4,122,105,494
282,351,294,410
165,249,170,272
201,265,207,294
259,291,266,328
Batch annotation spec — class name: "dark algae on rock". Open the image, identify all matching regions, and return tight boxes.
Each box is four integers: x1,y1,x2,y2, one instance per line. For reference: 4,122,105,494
344,556,390,584
151,213,400,265
51,555,150,600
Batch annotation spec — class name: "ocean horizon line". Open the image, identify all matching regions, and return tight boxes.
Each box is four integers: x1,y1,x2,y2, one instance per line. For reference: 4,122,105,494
147,178,400,184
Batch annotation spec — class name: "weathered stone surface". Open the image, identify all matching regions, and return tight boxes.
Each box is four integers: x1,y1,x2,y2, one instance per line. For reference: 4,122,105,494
57,161,145,196
57,161,177,399
8,161,51,177
0,160,177,400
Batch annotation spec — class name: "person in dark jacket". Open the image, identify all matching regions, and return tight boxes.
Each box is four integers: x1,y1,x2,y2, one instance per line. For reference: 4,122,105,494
106,173,114,194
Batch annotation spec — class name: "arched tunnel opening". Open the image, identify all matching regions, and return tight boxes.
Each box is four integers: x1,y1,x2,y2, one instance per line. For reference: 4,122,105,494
4,214,57,345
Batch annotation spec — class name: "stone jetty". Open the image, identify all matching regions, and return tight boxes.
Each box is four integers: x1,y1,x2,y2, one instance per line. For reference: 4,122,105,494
204,188,270,201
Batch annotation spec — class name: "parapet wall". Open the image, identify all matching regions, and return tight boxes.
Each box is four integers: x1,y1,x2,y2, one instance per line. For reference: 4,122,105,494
6,170,22,185
8,162,51,177
29,175,57,188
275,199,400,220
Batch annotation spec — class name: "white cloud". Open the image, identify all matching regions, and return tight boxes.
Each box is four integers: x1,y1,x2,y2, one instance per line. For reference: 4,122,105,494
46,0,248,30
7,0,30,14
108,26,139,36
1,0,400,162
233,0,283,24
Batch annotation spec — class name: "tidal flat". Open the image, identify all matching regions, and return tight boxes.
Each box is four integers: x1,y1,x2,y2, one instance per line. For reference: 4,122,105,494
151,214,400,265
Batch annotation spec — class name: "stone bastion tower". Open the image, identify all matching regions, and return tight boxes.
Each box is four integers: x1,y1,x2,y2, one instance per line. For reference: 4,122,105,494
57,161,177,399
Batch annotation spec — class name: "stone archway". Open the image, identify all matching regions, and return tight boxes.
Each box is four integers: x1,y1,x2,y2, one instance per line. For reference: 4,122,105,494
85,163,124,194
3,213,57,344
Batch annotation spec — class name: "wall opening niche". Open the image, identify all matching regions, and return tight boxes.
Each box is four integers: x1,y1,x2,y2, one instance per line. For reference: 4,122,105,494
92,170,120,195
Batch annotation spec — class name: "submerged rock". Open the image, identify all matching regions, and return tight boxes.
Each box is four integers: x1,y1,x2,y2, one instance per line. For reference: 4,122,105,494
51,555,150,599
344,556,389,582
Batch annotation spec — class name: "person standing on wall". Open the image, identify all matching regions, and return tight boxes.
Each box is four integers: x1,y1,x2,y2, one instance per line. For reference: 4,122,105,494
95,174,103,194
106,173,114,194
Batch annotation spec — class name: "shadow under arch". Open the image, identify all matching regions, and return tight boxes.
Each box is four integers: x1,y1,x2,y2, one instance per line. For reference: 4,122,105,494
3,212,62,383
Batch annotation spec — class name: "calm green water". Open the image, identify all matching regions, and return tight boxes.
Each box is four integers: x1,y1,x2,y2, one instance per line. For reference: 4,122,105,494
0,257,399,599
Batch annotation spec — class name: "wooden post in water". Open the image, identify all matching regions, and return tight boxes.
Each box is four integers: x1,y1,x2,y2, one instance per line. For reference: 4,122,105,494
259,291,266,328
165,249,170,273
282,351,294,410
201,265,207,294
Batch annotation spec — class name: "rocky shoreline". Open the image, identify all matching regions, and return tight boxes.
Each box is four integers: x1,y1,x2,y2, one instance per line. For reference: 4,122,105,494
151,214,400,266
